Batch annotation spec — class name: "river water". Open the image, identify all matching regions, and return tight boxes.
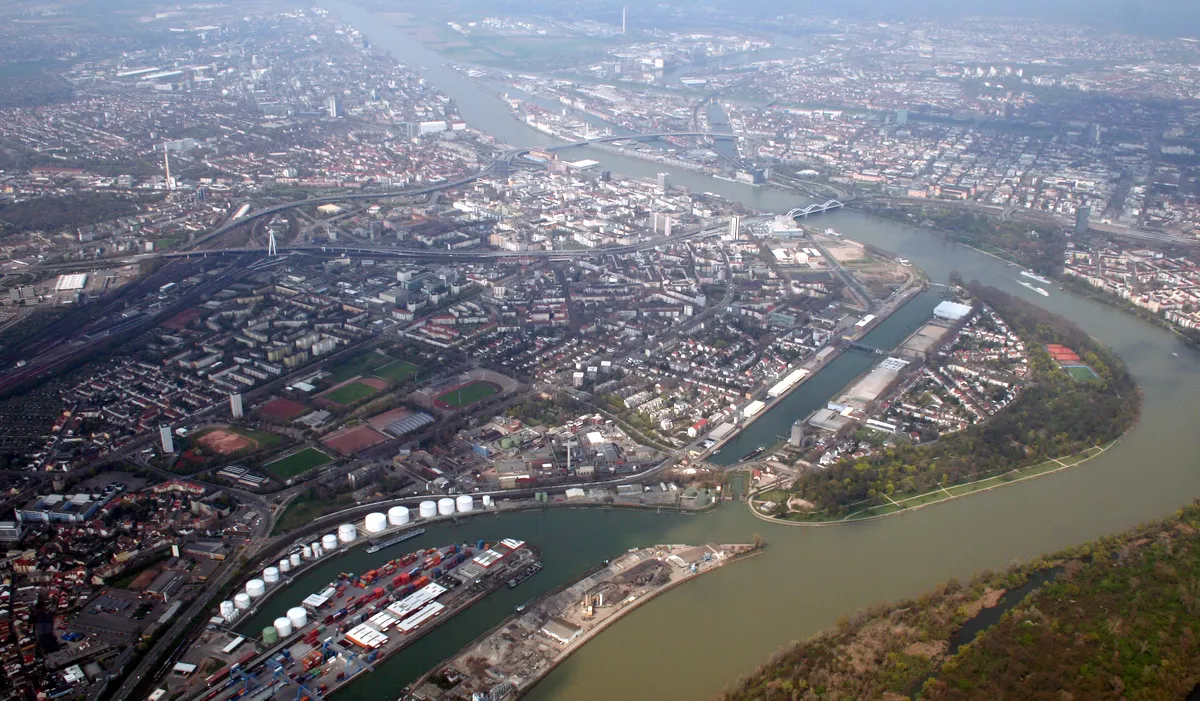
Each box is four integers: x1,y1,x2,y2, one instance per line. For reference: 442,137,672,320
274,4,1200,699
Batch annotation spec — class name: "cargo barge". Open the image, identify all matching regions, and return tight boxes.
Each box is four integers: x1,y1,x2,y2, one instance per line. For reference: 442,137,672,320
365,528,425,554
506,561,543,588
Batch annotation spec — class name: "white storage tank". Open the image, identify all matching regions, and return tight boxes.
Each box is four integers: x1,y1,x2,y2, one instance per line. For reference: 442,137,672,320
437,498,455,516
311,542,324,557
286,607,309,630
246,579,266,598
419,501,437,518
364,512,387,534
263,567,280,584
482,495,493,507
456,495,474,513
234,593,252,610
337,523,357,543
387,506,410,526
219,601,236,620
321,534,338,551
273,617,293,638
302,545,313,560
278,559,291,573
290,552,302,567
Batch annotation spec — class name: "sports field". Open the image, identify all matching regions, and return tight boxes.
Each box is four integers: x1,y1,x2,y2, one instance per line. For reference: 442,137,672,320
326,352,391,385
264,448,332,479
435,380,500,408
1066,365,1099,381
376,359,419,382
323,379,384,406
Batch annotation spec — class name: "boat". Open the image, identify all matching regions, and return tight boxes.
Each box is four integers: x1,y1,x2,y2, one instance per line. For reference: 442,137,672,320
1173,352,1180,357
364,528,426,554
1020,270,1053,285
1017,280,1050,297
739,446,765,462
507,561,543,588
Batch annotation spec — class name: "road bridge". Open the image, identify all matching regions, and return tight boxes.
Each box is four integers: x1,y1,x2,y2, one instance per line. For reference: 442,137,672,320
786,200,844,219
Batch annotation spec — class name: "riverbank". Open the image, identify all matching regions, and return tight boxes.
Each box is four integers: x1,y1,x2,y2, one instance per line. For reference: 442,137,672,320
405,543,761,700
719,500,1200,701
747,433,1127,526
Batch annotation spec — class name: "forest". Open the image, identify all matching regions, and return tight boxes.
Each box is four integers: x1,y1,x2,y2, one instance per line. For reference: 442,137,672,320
788,282,1140,518
0,191,151,236
717,501,1200,701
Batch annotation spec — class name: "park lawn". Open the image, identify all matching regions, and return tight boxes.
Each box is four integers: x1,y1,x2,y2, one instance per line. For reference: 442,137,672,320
375,359,419,382
437,381,499,407
326,352,392,385
272,493,353,535
264,448,332,480
324,380,381,406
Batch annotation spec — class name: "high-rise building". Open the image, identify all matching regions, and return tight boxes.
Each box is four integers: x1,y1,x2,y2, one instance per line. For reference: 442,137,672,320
160,425,175,454
327,96,344,119
729,215,741,239
1075,203,1091,236
230,392,243,419
895,109,908,126
656,172,669,193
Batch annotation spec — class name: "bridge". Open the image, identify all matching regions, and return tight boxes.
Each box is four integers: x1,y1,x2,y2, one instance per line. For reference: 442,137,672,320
845,341,886,355
786,200,844,219
542,131,736,152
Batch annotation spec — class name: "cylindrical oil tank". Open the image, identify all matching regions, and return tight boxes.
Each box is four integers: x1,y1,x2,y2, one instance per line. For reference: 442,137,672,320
301,545,313,560
455,495,474,513
337,523,357,543
234,593,252,610
482,495,494,507
287,607,308,630
273,617,293,638
262,567,280,584
219,601,236,620
290,552,302,567
419,501,437,518
322,534,338,551
262,627,279,645
438,498,455,515
278,559,292,573
246,579,266,598
387,506,410,526
311,542,324,557
364,512,387,534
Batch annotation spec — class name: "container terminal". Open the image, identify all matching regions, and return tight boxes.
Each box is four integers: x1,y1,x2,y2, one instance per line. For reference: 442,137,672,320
169,534,538,701
403,542,759,701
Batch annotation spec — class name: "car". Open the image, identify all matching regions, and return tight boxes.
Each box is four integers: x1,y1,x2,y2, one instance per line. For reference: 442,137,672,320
61,632,84,642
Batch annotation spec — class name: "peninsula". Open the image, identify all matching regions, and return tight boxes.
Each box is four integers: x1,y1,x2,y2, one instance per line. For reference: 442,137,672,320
403,542,760,700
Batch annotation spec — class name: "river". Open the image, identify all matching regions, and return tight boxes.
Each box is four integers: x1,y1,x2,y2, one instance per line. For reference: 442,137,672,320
272,4,1200,699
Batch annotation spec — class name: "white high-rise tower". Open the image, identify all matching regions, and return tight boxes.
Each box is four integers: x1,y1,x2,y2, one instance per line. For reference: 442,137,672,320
622,6,626,34
230,392,244,419
160,425,175,454
163,149,176,191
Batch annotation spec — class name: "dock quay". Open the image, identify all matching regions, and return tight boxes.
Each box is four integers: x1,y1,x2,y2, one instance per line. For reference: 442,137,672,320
177,539,539,701
403,542,759,700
